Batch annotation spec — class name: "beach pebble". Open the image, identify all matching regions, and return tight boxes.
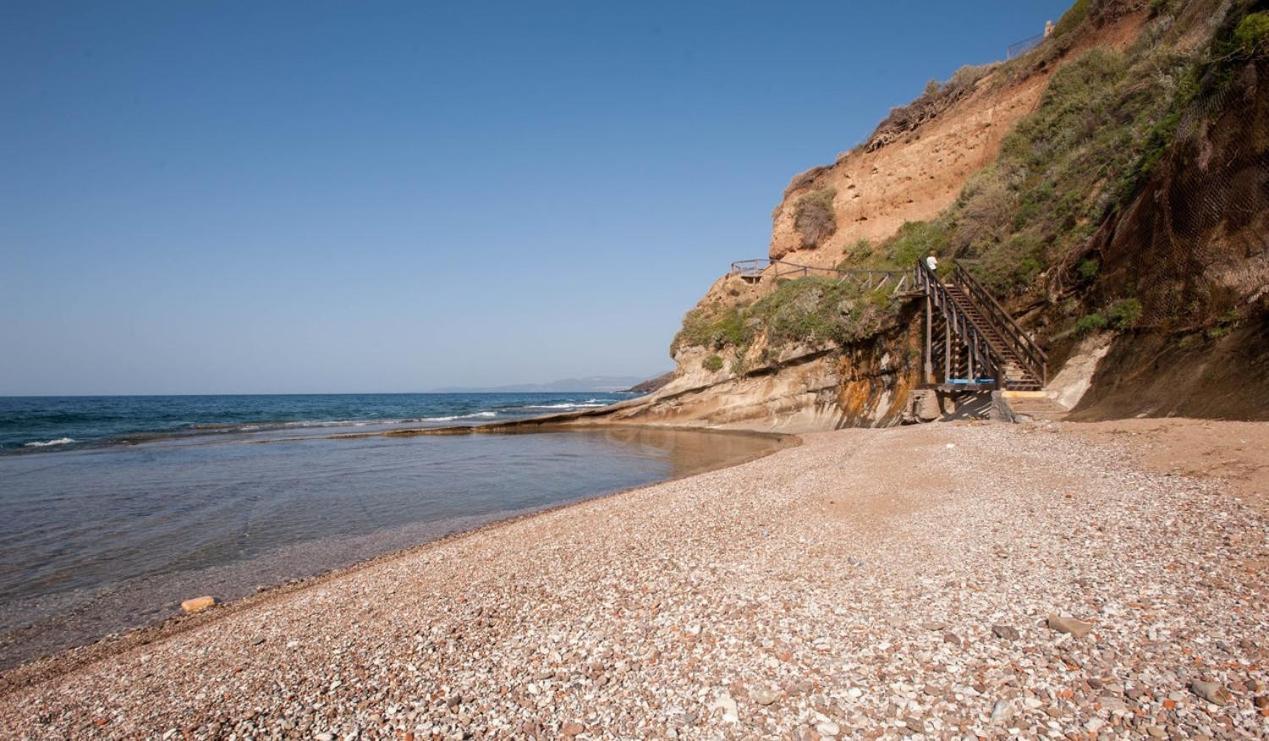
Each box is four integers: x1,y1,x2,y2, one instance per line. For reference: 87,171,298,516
991,624,1020,641
752,687,779,706
711,691,739,723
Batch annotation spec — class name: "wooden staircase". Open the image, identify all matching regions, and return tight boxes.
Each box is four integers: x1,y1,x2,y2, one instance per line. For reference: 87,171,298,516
943,284,1042,390
914,261,1047,391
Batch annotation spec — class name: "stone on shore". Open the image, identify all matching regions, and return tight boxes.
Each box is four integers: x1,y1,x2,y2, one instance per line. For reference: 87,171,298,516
991,624,1020,641
1046,613,1092,638
179,596,218,614
1189,680,1231,706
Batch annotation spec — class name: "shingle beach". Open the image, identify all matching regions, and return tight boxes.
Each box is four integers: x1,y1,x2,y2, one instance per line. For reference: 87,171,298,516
3,421,1266,739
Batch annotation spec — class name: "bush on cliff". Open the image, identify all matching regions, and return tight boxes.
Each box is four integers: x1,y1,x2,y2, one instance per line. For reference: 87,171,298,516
793,188,837,248
1234,11,1269,54
671,304,745,354
886,221,949,268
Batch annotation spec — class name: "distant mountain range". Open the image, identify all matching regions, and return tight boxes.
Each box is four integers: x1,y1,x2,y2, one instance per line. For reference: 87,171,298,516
430,375,666,394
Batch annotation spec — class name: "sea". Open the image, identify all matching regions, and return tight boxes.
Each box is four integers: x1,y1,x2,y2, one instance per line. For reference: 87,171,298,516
0,393,781,668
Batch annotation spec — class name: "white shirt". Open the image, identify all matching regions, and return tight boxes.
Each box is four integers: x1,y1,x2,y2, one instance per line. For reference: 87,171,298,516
926,256,938,271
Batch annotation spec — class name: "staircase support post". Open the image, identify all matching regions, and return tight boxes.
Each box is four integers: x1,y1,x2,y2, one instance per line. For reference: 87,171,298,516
967,336,975,381
924,296,933,384
943,318,952,382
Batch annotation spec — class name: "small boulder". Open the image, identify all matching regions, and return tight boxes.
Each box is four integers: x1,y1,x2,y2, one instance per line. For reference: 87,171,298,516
992,625,1020,641
1189,680,1230,706
561,721,585,737
1046,614,1092,638
180,596,218,614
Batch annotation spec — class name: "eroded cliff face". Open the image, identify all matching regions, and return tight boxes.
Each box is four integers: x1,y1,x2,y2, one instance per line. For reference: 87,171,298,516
613,0,1267,430
766,9,1148,268
604,309,923,432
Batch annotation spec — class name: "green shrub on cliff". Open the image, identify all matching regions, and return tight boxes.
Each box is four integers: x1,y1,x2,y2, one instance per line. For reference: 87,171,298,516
886,221,949,267
793,188,837,248
671,304,746,354
1074,312,1108,336
701,354,724,372
1107,298,1143,330
1234,12,1269,55
1052,0,1090,39
671,277,901,362
749,277,900,350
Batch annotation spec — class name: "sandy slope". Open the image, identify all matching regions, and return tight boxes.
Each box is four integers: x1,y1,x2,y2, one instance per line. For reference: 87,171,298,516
2,420,1266,738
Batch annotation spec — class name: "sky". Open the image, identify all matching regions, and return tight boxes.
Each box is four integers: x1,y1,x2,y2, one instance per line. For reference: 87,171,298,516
0,1,1072,395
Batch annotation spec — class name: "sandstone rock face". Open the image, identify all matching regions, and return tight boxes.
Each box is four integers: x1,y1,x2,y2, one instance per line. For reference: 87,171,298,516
605,313,924,432
180,596,218,615
766,12,1146,267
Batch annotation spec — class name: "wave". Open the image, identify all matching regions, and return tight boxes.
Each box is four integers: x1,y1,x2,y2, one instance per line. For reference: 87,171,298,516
24,437,76,448
418,411,500,423
517,402,609,410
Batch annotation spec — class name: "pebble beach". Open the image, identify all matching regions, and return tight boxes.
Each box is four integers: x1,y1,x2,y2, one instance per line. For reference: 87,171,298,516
2,420,1267,738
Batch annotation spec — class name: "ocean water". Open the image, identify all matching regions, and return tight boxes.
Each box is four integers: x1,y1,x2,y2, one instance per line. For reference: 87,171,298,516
0,392,632,453
0,394,782,668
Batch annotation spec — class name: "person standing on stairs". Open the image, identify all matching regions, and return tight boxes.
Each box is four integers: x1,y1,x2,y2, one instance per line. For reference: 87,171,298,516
925,253,938,273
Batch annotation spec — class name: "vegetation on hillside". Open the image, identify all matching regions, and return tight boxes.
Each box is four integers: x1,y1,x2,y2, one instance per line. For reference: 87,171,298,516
673,0,1266,362
865,0,1263,319
792,188,837,248
866,64,995,151
672,277,901,371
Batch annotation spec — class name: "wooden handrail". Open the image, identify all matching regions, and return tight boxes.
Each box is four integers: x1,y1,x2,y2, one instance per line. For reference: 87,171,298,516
728,259,911,294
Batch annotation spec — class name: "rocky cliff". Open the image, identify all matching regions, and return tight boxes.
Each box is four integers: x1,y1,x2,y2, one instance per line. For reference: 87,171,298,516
613,0,1268,430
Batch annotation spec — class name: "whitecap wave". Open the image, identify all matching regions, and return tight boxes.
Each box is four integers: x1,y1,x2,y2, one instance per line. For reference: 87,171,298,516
519,402,609,410
420,411,499,423
24,437,76,448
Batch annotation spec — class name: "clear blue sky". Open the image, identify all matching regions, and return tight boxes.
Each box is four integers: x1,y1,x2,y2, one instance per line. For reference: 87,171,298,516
1,1,1071,395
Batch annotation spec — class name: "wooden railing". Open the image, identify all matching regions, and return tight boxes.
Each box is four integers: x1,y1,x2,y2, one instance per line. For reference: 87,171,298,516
951,265,1047,386
728,259,912,295
914,260,1001,384
1007,32,1044,59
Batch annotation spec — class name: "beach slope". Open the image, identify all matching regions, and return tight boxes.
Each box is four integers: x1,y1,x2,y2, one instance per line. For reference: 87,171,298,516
2,420,1266,737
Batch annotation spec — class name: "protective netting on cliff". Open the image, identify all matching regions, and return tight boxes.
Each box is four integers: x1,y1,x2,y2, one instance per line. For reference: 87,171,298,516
1125,59,1269,332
